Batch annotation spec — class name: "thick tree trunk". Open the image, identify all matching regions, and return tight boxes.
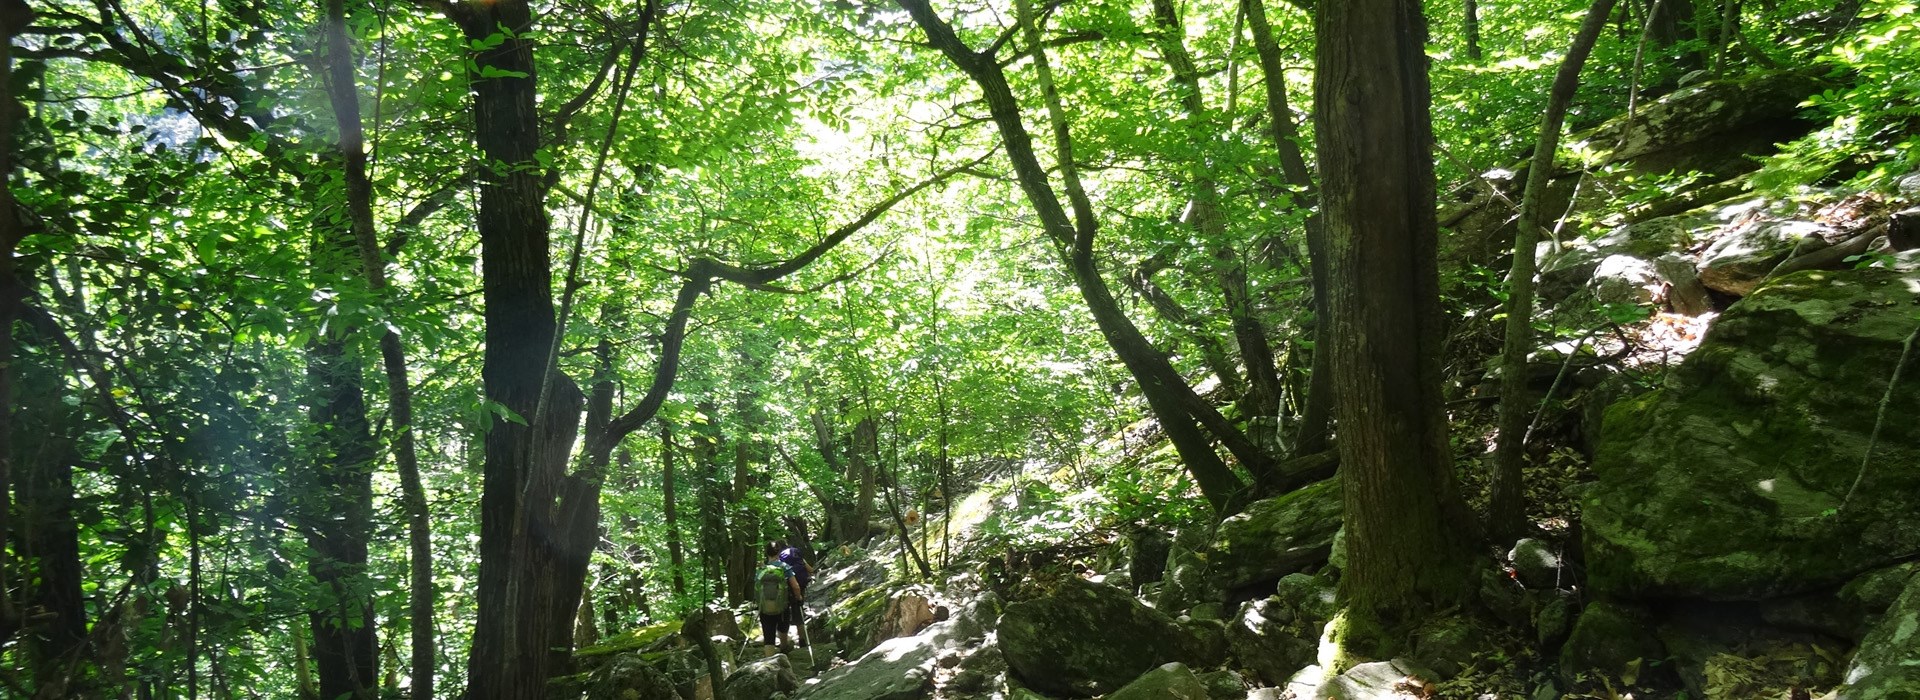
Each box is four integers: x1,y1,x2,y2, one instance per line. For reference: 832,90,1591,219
0,0,34,648
1313,0,1476,639
1489,0,1619,543
451,0,591,694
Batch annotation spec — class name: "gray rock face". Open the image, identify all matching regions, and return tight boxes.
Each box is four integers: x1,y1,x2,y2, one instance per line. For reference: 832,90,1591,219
1156,522,1223,614
723,655,799,700
1840,573,1920,699
999,577,1210,696
1106,662,1211,700
1208,479,1343,592
795,635,936,700
1698,220,1834,296
1583,267,1920,600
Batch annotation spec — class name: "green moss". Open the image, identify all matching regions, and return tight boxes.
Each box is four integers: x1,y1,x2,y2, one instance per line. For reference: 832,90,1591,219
574,620,680,659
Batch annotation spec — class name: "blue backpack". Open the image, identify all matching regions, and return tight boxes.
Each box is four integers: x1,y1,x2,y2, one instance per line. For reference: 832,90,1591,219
778,548,811,589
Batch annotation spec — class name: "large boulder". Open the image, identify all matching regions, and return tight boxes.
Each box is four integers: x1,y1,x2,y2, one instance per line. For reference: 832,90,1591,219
1208,479,1344,592
999,577,1212,696
1583,267,1920,600
1840,573,1920,699
795,634,937,700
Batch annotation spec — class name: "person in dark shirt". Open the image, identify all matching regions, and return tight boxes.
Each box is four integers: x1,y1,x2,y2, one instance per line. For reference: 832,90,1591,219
773,540,814,647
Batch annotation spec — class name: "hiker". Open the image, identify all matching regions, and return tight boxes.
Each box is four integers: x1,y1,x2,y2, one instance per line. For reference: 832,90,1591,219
774,540,814,647
757,543,804,652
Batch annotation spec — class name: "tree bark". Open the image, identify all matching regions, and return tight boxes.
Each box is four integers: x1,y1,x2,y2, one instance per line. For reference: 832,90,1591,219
1465,0,1483,60
0,0,35,648
662,427,688,597
318,0,437,692
1489,0,1618,544
448,0,589,693
1242,0,1334,457
1314,0,1476,638
897,0,1259,513
1149,0,1285,425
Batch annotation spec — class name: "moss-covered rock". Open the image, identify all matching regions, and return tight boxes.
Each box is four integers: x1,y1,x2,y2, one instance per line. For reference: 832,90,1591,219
999,577,1211,696
1841,572,1920,699
1208,479,1343,592
1105,662,1211,700
1559,601,1664,682
1583,267,1920,601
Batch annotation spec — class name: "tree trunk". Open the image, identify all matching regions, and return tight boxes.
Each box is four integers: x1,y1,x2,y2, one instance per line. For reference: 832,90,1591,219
852,417,879,537
0,0,30,649
1149,0,1285,425
897,0,1260,513
303,200,381,700
1488,0,1619,543
450,0,591,693
1313,0,1476,642
662,427,688,597
1242,0,1334,458
318,1,437,692
1465,0,1483,60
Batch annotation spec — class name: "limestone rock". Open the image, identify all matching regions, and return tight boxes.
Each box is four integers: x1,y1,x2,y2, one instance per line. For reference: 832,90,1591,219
1226,597,1322,686
1308,659,1434,700
1535,592,1577,650
1654,253,1714,315
999,577,1210,696
1509,538,1565,589
1583,267,1920,600
795,635,936,700
1106,662,1211,700
1698,220,1834,296
1840,572,1920,699
723,655,799,700
875,592,935,643
1559,602,1664,682
1208,479,1343,592
1890,206,1920,251
1590,254,1666,305
1157,522,1224,614
584,654,685,700
1130,527,1174,587
1540,216,1700,302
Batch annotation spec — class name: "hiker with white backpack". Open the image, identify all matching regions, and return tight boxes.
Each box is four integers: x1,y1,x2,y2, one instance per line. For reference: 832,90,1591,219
756,542,804,654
